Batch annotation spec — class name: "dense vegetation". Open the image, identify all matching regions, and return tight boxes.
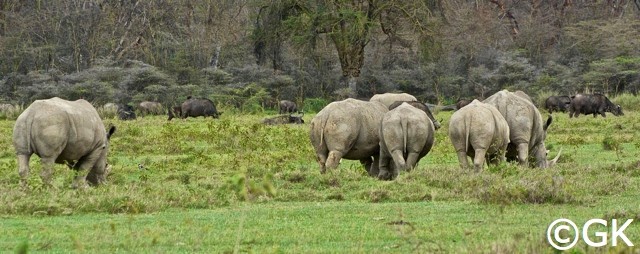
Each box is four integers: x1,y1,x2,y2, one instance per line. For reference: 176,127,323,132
1,108,639,252
1,1,640,106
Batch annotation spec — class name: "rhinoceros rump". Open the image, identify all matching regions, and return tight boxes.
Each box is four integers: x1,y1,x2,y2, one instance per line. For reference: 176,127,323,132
310,98,388,176
378,103,435,180
13,97,116,188
388,101,441,130
449,100,510,172
484,90,560,168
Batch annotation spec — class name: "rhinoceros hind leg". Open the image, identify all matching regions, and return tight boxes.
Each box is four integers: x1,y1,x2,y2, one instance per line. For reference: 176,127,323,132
405,152,420,172
325,151,343,172
390,150,407,172
17,154,31,187
316,152,328,174
517,143,529,167
39,157,55,187
472,148,487,172
378,153,392,180
456,151,470,169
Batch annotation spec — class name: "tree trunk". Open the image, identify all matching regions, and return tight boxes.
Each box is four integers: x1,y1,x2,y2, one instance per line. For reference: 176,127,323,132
209,45,221,69
347,75,358,98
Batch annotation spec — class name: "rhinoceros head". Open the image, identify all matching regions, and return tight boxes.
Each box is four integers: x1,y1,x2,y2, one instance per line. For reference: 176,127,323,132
534,116,561,168
86,126,116,186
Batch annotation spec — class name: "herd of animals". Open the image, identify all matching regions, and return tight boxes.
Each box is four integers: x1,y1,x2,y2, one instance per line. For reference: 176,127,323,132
4,89,624,188
309,90,623,180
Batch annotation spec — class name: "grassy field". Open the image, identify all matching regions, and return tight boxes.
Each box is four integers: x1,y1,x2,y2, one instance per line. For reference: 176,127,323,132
1,108,639,253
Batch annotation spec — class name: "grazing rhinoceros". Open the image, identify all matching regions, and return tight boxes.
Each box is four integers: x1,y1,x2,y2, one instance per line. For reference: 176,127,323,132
369,93,417,108
13,97,116,188
138,101,164,116
168,96,221,120
279,100,298,114
449,100,510,172
378,103,435,180
483,90,560,168
388,101,441,130
310,98,388,176
569,93,623,118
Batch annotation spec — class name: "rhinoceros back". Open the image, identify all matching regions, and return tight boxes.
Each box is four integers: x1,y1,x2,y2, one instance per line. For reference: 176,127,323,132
13,97,106,160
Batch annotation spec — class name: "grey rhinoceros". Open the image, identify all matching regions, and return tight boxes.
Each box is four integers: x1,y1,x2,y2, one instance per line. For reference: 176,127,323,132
13,97,116,188
369,93,417,108
378,103,435,180
310,98,388,176
449,100,510,172
138,101,164,116
279,100,298,114
388,100,441,130
483,90,560,168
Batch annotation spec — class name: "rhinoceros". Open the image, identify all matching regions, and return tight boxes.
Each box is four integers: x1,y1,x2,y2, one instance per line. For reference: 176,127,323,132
310,98,388,176
388,101,441,130
449,100,510,172
13,97,116,188
483,90,560,168
279,100,298,114
378,103,435,180
369,93,417,108
514,90,533,103
138,101,164,116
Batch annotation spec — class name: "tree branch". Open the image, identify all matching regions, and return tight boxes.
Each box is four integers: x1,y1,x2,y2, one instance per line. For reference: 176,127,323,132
489,0,519,37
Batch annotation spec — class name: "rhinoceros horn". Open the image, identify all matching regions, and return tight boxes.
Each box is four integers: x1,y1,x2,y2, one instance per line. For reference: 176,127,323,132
547,148,562,167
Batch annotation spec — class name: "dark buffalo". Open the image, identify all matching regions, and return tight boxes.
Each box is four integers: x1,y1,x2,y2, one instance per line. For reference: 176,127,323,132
279,100,298,114
544,96,571,113
569,93,623,118
168,97,221,120
455,99,471,110
388,101,441,130
262,113,305,125
117,104,136,120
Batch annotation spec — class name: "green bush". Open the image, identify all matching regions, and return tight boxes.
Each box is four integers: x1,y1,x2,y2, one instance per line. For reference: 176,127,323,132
302,98,329,113
611,93,640,112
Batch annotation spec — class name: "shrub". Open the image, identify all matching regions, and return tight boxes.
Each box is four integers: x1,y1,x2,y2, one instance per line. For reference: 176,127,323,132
611,93,640,112
602,135,622,151
302,98,329,113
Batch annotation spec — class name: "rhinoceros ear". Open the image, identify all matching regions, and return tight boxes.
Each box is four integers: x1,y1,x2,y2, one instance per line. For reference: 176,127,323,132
107,126,116,140
543,115,553,131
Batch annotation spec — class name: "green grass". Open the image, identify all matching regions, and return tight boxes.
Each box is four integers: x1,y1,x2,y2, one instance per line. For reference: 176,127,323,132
0,110,639,253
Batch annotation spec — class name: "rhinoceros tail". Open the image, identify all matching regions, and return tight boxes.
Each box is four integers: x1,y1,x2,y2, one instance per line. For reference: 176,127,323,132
462,114,471,153
401,117,408,154
318,112,331,149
